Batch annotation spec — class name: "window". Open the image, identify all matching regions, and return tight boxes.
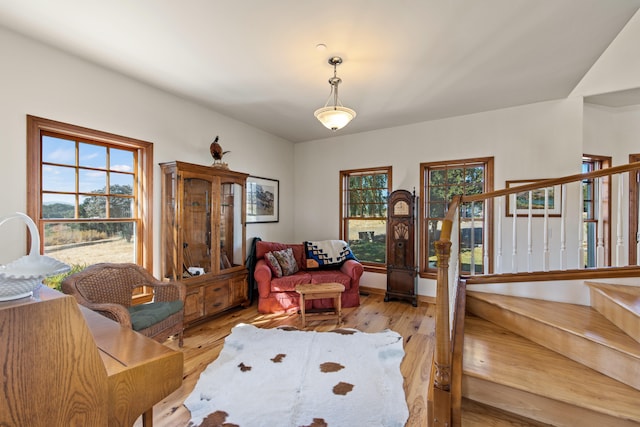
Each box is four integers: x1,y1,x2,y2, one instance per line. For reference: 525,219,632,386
420,157,494,276
340,167,391,270
27,116,153,276
582,155,611,267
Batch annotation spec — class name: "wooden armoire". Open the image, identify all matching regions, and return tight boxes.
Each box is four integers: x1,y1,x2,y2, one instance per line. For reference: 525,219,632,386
159,160,249,326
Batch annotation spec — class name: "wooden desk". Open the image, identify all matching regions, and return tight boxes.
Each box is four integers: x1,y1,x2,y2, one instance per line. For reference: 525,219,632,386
80,300,184,427
0,287,183,427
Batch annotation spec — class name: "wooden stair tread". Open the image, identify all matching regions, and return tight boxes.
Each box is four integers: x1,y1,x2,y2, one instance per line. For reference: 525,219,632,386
461,397,553,427
466,291,640,358
463,315,640,422
587,281,640,296
587,282,640,314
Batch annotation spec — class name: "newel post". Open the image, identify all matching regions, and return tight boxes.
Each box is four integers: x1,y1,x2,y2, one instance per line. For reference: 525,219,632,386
432,220,452,426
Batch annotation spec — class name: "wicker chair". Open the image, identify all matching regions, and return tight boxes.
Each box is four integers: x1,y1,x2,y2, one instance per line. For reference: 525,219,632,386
62,263,186,347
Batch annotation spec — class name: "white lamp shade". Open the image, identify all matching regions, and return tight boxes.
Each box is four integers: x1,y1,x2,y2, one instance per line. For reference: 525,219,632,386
314,106,356,131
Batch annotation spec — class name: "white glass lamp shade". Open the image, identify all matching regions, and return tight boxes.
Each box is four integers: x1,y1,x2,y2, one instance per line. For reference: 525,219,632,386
314,106,357,131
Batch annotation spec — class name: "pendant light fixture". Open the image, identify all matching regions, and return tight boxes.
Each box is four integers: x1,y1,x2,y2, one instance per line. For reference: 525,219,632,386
314,56,356,131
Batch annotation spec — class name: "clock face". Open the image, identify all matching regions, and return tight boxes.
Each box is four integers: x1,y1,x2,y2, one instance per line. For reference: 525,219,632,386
393,200,410,216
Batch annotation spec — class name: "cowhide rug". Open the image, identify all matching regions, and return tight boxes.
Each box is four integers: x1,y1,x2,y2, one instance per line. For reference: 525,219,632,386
184,323,408,427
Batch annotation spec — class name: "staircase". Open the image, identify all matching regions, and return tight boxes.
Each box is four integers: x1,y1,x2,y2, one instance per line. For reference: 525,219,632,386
461,282,640,426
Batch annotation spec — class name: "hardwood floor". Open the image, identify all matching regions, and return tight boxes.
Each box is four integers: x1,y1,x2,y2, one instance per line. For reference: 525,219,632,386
135,292,436,427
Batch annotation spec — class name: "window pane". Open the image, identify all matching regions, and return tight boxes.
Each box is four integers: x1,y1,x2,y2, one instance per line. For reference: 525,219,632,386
447,168,464,184
110,196,133,218
79,195,107,218
429,202,446,217
465,183,484,195
430,186,446,202
427,220,440,268
349,204,362,216
448,185,464,197
110,148,134,172
465,166,484,183
460,221,484,273
79,169,107,193
374,173,388,188
43,165,76,192
346,219,386,263
430,169,445,185
110,172,134,191
42,135,75,165
79,142,106,168
43,194,75,218
43,221,136,265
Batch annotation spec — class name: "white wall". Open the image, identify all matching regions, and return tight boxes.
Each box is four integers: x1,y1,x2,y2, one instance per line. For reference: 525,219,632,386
572,9,640,98
294,97,584,297
0,27,295,274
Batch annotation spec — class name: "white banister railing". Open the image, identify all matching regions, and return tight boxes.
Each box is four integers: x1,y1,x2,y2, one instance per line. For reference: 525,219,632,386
457,162,640,275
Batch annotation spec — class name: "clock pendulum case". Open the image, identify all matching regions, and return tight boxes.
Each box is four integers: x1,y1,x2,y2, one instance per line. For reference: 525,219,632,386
385,189,418,306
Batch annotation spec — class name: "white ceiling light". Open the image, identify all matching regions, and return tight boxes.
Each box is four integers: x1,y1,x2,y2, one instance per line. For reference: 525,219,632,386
314,56,356,131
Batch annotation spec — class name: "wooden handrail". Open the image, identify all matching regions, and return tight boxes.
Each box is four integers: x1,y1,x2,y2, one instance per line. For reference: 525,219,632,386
462,161,640,203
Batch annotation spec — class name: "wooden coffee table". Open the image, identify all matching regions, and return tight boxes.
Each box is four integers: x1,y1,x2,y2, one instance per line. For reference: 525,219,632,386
295,282,346,327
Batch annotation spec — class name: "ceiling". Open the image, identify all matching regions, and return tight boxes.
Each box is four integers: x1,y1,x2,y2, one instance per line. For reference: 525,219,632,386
1,1,639,143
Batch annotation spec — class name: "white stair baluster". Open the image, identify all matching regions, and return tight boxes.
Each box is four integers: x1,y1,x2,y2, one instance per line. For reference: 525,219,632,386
597,177,605,267
470,201,475,275
497,197,503,273
527,190,533,272
560,183,567,270
543,187,549,271
578,179,584,269
616,173,624,266
512,193,518,273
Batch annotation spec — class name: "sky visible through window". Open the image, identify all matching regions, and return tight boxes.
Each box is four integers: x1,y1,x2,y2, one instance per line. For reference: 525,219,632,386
42,135,134,207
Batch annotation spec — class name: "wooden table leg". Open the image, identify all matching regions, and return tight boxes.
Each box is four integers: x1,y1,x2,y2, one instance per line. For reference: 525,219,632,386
142,407,153,427
300,293,307,328
336,294,342,324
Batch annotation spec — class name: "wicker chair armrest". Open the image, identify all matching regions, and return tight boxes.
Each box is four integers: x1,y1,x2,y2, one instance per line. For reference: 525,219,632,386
83,302,133,328
148,280,187,303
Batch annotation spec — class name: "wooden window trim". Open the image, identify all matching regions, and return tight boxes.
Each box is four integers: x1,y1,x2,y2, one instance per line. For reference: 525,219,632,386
629,154,640,264
582,154,611,267
419,156,494,278
26,115,154,272
339,166,392,271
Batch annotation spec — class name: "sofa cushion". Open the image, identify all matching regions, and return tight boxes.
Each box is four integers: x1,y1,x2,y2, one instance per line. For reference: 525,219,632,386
271,272,312,292
272,248,299,276
264,251,283,278
310,271,351,290
127,300,184,331
257,241,306,270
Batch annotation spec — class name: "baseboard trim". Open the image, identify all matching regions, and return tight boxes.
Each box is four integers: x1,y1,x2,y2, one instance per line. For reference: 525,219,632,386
359,286,435,306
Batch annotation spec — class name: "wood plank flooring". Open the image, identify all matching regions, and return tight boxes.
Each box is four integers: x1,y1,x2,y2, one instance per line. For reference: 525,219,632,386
134,292,435,427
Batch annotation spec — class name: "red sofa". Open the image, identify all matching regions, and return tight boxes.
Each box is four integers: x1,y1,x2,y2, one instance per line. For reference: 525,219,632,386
254,241,363,314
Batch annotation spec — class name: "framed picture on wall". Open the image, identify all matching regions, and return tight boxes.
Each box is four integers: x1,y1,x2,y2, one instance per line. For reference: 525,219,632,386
246,176,279,223
505,179,562,217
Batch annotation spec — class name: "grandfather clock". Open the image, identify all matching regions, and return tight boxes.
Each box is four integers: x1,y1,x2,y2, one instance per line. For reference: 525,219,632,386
385,189,417,306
